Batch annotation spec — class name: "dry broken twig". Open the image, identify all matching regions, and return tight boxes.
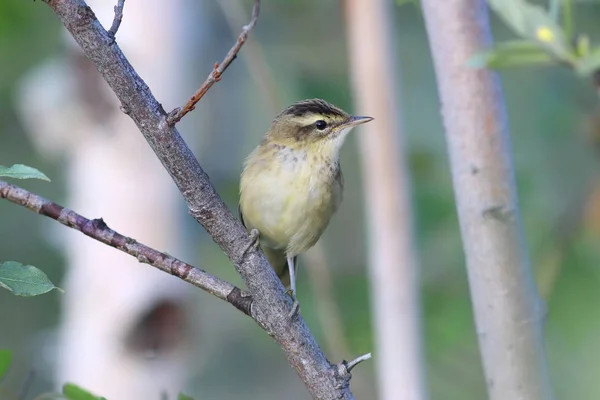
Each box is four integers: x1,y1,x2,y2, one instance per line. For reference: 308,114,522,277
0,179,253,316
343,353,372,373
166,0,260,125
37,0,366,398
107,0,125,42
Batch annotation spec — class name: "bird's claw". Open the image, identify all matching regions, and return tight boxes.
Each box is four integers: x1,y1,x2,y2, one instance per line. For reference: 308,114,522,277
288,300,300,320
242,228,260,256
286,289,300,319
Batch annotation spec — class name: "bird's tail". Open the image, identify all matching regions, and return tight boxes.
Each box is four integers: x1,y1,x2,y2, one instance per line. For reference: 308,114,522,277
239,204,294,289
261,246,295,289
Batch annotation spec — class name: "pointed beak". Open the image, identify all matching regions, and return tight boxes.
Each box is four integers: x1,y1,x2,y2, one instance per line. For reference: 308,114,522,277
344,115,374,127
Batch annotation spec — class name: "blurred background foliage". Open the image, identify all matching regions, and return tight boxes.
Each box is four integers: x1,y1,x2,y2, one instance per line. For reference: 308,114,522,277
2,0,600,399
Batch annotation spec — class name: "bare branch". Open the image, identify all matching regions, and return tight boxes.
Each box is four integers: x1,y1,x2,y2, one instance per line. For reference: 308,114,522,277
39,0,358,398
0,179,253,316
166,0,260,125
421,0,554,399
107,0,125,42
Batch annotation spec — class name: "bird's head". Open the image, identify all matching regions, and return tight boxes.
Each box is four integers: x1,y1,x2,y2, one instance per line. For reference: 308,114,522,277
265,99,373,158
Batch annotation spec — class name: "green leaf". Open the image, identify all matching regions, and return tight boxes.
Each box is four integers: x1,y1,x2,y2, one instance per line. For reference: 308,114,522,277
0,261,63,297
178,394,196,400
487,0,575,63
63,383,106,400
0,164,50,181
468,40,554,69
0,350,11,380
574,34,591,57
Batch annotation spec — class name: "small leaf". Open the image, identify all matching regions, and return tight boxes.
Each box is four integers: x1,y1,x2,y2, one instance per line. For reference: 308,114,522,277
0,261,63,297
0,350,11,380
468,40,554,69
574,34,591,57
63,383,106,400
178,394,196,400
0,164,50,181
487,0,575,62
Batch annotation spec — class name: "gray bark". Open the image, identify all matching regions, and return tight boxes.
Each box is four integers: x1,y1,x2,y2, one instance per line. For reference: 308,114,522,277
420,1,554,399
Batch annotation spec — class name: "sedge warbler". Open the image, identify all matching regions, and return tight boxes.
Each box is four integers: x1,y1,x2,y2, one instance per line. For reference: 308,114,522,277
239,98,373,312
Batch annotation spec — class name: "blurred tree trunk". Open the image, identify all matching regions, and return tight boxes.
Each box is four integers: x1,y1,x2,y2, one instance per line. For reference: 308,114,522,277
16,1,203,398
344,1,428,400
420,1,554,399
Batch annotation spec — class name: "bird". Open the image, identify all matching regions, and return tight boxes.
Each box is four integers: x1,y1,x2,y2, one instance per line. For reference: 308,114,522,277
238,98,373,313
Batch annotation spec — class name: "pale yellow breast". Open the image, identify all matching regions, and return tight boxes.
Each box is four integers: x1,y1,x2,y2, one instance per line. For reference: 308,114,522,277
239,145,343,257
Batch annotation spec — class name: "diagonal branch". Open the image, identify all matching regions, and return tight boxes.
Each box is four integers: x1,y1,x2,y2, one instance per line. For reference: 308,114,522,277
166,0,260,125
0,179,253,316
39,0,361,398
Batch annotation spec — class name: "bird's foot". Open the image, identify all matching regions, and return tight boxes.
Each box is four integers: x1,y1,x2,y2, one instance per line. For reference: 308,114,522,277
242,228,260,256
286,289,300,320
288,300,300,320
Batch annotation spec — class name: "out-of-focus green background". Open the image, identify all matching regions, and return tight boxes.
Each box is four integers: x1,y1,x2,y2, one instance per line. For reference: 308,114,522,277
2,0,600,399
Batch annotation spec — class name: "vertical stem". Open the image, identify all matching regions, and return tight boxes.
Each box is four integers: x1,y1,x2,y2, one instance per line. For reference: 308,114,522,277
345,1,427,399
420,1,554,399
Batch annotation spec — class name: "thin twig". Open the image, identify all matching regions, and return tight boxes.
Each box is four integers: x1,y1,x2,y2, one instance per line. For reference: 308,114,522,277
345,353,372,372
0,179,253,316
107,0,125,42
167,0,260,125
337,353,372,380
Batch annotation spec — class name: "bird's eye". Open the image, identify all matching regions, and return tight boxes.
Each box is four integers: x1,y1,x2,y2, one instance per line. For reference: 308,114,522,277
315,120,327,130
